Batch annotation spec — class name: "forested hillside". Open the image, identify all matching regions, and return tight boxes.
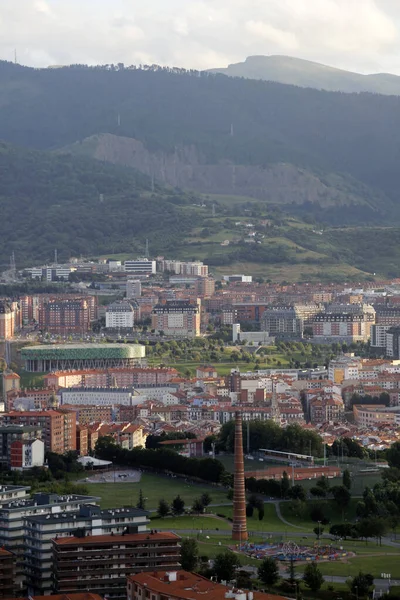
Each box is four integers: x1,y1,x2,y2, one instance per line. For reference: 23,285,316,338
0,142,193,266
0,61,400,221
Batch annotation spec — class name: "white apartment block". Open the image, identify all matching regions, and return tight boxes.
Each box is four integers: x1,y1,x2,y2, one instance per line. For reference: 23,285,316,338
106,301,135,329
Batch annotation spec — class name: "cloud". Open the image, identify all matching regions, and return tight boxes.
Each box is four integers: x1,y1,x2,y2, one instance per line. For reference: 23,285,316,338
0,0,399,73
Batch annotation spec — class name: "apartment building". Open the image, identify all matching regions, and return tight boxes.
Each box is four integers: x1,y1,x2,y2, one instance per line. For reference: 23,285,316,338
158,260,208,277
152,300,201,337
60,388,134,407
262,307,304,339
328,357,362,383
25,505,149,595
0,491,99,587
126,280,142,299
309,396,345,424
106,301,135,330
0,548,14,598
195,277,215,298
353,404,398,427
0,300,18,340
1,410,76,453
312,304,375,342
45,367,178,389
53,531,181,599
64,405,113,426
40,298,91,334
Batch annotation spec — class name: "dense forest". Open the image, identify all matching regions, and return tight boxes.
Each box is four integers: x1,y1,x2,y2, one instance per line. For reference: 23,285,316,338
0,61,400,216
0,141,193,265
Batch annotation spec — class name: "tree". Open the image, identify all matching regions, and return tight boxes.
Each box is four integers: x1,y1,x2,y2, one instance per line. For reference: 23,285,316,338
303,562,324,592
180,538,199,571
200,492,212,508
213,551,240,582
172,495,185,515
313,525,324,540
281,471,291,498
349,572,374,597
287,557,296,585
343,469,352,490
288,484,306,501
258,557,280,588
158,498,170,518
258,506,265,521
246,504,254,518
192,498,204,514
387,442,400,469
137,489,146,510
331,485,351,518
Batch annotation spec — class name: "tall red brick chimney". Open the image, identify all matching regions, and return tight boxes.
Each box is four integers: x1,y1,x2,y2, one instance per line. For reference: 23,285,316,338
232,411,248,542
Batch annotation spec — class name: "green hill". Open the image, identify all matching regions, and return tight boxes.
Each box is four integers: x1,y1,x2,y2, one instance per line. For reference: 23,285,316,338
0,60,400,223
0,141,194,266
210,55,400,95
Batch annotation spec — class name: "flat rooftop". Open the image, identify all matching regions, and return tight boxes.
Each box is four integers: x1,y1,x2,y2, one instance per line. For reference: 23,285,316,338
0,493,100,511
26,506,149,524
54,531,180,545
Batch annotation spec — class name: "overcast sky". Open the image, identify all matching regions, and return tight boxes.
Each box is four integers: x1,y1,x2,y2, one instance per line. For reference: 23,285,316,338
1,0,400,73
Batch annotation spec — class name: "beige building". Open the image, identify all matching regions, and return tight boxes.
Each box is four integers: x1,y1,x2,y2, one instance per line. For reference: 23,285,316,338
151,300,201,337
353,404,398,427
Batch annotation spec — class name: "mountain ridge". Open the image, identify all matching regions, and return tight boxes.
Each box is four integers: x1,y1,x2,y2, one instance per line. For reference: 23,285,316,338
210,55,400,95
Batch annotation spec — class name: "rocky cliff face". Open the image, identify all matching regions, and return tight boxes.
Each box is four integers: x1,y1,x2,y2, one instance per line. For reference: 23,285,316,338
68,133,370,208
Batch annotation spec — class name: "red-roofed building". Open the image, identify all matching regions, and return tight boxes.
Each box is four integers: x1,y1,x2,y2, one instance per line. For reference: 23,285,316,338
128,570,288,600
53,532,181,599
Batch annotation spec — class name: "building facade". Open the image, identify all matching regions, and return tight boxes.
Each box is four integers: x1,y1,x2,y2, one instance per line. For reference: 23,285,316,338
152,300,201,337
53,532,181,599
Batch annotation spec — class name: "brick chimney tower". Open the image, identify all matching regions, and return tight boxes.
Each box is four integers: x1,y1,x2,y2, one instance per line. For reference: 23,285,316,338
232,411,248,542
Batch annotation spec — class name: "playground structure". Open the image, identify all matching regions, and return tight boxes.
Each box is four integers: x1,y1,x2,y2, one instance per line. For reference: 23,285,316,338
237,540,352,562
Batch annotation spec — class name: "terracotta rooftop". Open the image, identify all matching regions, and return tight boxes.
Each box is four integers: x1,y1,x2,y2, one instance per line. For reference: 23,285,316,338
128,570,287,600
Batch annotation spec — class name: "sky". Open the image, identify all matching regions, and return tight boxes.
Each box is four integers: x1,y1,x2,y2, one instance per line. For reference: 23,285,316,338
1,0,400,73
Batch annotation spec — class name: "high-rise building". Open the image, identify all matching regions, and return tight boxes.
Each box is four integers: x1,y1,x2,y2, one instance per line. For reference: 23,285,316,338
1,410,76,454
0,301,17,340
195,277,215,298
25,505,149,595
262,307,304,339
40,298,91,334
151,300,201,338
126,279,142,299
105,301,135,330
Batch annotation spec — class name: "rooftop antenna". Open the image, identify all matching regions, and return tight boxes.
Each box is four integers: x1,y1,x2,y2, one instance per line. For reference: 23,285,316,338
145,239,149,259
54,249,58,266
14,49,17,65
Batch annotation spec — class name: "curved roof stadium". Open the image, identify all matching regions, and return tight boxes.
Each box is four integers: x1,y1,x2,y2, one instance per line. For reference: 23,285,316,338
22,343,145,372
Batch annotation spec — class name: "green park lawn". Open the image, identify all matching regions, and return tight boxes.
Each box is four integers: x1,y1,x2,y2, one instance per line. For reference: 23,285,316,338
85,472,228,509
209,503,292,533
299,553,400,580
279,499,359,530
149,514,230,531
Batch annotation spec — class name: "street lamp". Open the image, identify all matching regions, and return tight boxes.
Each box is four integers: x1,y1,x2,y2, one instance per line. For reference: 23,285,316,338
318,520,321,542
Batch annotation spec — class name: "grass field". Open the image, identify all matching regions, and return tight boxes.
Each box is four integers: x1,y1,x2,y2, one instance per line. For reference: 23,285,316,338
209,503,292,533
85,473,228,509
300,554,400,579
279,499,359,529
150,515,231,531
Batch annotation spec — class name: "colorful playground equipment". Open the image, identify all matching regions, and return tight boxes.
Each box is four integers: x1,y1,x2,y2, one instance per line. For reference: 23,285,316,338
237,540,350,562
